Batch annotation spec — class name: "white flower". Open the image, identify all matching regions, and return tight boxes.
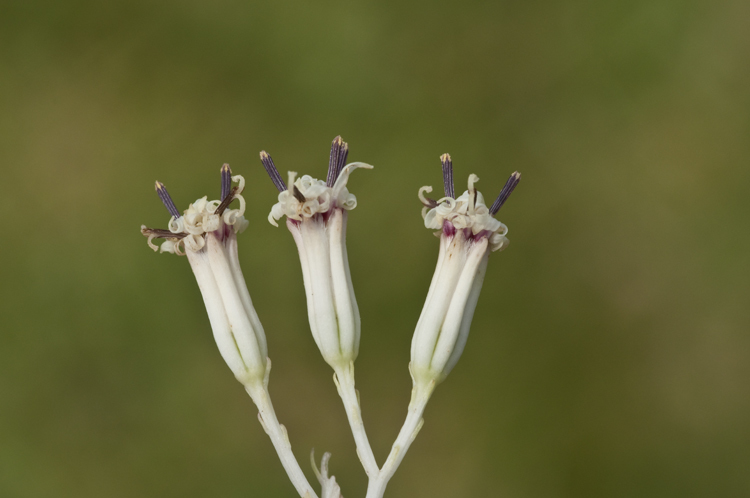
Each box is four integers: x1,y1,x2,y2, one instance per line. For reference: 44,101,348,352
141,165,266,385
261,137,372,369
411,154,520,385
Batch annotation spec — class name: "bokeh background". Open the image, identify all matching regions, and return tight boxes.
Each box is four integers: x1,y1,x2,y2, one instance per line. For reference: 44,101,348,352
1,0,749,496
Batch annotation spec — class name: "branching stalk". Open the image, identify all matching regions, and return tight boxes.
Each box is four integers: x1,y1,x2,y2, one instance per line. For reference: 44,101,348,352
245,379,319,498
333,362,379,478
364,378,435,498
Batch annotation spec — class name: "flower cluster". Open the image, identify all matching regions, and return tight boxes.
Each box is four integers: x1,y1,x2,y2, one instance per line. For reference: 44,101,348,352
141,165,249,255
140,140,520,498
140,165,266,384
411,154,521,385
261,137,371,369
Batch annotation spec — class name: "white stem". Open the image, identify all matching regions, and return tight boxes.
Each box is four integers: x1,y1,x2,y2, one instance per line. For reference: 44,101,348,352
333,363,379,478
245,381,319,498
364,378,435,498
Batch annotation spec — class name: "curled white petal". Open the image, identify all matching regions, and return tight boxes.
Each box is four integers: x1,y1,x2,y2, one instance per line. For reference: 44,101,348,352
174,239,186,256
424,208,441,229
332,162,373,201
184,233,206,252
418,186,433,205
168,217,184,234
233,193,246,217
419,175,511,252
206,199,221,213
233,215,249,233
146,234,159,252
160,239,177,254
231,174,245,193
267,165,371,225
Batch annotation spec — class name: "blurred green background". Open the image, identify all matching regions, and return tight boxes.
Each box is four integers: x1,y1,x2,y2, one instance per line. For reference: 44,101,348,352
1,0,749,496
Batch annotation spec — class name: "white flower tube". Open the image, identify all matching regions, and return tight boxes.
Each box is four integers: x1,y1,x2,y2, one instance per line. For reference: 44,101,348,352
261,137,380,479
411,155,521,385
141,167,266,383
262,138,371,369
141,165,319,498
365,156,522,498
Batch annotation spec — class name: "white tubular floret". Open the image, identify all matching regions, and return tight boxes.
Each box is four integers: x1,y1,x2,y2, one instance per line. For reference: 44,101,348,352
328,209,360,360
186,248,248,378
410,228,491,385
263,148,369,369
205,233,267,382
288,213,359,368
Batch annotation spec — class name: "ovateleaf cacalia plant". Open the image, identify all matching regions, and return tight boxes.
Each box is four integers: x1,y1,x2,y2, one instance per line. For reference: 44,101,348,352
140,138,520,498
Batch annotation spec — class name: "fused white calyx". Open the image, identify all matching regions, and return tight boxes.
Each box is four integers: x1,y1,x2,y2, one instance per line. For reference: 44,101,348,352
421,174,509,252
410,229,491,384
267,163,373,227
261,139,366,369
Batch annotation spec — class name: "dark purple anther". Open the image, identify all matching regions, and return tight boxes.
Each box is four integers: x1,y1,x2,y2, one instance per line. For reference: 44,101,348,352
141,226,187,240
489,172,521,215
441,153,454,199
216,186,239,216
260,151,287,192
155,181,181,219
336,141,349,181
292,185,306,203
327,136,348,187
220,164,232,201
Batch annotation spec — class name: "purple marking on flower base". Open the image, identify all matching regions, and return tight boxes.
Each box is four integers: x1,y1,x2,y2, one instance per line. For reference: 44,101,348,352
442,219,456,238
489,172,521,215
220,164,232,201
441,154,454,199
155,181,181,219
260,151,287,192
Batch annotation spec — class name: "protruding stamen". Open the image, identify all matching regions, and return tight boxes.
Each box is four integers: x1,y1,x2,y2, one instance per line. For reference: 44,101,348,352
260,151,287,192
155,181,181,219
489,171,521,215
327,136,348,187
220,164,232,201
467,174,479,215
215,186,239,216
293,185,306,203
441,153,454,198
141,226,187,239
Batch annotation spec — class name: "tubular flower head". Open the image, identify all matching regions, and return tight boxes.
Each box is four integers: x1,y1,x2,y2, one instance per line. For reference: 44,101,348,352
411,154,521,386
261,136,372,369
140,165,268,385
